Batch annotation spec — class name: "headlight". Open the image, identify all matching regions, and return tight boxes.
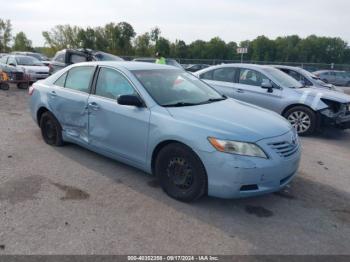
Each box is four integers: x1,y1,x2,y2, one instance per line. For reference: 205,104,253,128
208,137,268,159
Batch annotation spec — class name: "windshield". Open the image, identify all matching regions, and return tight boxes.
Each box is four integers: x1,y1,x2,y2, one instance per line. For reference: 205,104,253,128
263,67,303,88
132,69,225,107
166,59,183,69
16,56,44,66
94,52,123,61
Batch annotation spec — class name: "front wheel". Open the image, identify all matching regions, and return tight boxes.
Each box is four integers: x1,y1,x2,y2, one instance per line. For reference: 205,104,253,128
40,112,64,146
155,143,207,202
284,106,317,136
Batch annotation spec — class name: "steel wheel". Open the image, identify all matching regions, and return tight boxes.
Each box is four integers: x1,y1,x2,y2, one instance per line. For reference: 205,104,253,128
166,157,194,190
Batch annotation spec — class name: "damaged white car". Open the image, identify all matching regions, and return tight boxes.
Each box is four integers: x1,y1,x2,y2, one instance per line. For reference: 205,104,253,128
195,64,350,135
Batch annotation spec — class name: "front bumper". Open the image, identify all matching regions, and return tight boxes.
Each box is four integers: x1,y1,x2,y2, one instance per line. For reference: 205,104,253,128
320,106,350,129
29,73,49,82
198,130,301,199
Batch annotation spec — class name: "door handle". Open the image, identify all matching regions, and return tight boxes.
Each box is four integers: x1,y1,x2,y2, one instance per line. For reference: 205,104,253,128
236,89,245,93
49,91,57,97
88,102,100,110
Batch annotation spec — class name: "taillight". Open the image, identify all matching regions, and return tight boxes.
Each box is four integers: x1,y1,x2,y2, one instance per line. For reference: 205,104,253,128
28,85,35,96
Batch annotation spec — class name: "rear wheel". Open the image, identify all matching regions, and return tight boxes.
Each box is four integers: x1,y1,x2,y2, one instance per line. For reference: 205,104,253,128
0,82,9,90
284,106,317,136
155,143,207,202
40,112,64,146
17,82,29,89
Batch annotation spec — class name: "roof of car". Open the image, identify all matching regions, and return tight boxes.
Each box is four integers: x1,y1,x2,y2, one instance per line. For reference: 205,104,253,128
72,61,180,71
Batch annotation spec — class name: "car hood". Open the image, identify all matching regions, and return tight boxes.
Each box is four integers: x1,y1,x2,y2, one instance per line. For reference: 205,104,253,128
19,65,49,72
166,99,292,142
295,87,350,103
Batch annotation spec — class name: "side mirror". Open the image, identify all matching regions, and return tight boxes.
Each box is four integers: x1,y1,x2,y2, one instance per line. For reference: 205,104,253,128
9,63,16,67
117,95,144,107
261,80,273,93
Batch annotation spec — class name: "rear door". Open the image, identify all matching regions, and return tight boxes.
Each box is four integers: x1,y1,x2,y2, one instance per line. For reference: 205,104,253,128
48,66,96,144
233,68,282,111
199,67,238,97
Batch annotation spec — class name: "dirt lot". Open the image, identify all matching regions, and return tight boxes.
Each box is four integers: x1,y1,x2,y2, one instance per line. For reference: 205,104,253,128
0,86,350,255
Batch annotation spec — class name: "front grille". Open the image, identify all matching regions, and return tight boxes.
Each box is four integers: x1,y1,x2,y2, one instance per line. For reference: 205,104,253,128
269,141,299,158
8,72,24,80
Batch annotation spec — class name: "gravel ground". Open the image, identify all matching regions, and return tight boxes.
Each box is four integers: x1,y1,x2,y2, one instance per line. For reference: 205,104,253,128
0,85,349,255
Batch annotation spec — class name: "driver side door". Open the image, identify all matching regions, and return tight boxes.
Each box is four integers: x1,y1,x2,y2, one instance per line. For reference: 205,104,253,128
233,68,282,112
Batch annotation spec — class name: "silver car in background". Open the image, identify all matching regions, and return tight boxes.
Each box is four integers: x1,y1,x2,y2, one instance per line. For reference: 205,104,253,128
195,64,350,135
273,65,344,93
0,55,49,83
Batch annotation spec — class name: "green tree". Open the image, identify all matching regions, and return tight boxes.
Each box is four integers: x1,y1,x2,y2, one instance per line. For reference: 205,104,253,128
0,19,12,52
12,32,33,51
155,37,170,56
134,32,152,56
116,22,136,55
42,25,80,51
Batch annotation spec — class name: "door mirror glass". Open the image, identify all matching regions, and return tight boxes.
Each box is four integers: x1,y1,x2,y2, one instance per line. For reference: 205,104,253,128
117,95,144,107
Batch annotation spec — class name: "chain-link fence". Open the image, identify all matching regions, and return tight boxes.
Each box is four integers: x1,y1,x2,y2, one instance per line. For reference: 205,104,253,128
122,56,350,72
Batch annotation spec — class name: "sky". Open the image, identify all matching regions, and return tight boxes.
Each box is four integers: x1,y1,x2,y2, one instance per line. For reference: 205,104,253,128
1,0,350,46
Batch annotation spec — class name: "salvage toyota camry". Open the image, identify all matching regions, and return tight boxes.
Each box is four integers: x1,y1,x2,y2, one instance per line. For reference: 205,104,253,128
29,62,301,202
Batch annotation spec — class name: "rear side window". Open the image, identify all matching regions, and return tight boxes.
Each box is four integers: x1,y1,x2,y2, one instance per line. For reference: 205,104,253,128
200,70,213,80
54,72,67,87
239,69,269,87
65,66,95,93
213,68,237,82
95,68,135,100
54,53,65,63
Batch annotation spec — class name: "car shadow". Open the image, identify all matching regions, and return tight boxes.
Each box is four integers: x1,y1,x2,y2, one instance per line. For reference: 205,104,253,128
51,141,350,254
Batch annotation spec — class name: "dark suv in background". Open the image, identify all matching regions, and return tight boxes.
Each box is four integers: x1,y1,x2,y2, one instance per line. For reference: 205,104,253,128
49,49,124,74
313,70,350,86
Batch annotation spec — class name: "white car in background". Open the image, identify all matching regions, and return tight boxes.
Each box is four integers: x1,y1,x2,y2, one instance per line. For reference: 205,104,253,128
0,55,49,83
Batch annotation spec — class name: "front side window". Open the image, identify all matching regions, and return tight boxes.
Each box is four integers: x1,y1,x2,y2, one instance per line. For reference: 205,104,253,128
132,69,224,107
65,66,95,93
213,67,237,82
239,69,270,87
95,68,135,100
8,57,17,65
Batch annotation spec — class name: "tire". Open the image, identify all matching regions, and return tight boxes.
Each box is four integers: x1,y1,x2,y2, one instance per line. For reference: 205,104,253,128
40,111,64,146
0,82,10,90
283,106,317,136
155,143,207,202
17,82,29,89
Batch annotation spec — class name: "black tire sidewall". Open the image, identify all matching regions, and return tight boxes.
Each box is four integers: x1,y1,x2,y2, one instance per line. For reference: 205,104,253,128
17,83,29,89
40,112,63,146
0,83,10,90
284,106,316,136
155,143,207,202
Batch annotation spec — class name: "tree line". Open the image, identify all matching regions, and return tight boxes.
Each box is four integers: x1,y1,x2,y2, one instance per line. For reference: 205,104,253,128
1,18,350,64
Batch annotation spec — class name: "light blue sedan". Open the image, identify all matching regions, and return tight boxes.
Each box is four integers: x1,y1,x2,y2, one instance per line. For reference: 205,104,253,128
29,62,301,202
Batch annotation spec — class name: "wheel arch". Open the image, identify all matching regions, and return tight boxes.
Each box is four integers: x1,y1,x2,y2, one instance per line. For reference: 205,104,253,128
36,107,49,126
281,103,316,117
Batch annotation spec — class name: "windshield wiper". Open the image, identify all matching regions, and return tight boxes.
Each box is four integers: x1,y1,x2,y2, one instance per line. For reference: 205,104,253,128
198,97,227,104
162,102,200,107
